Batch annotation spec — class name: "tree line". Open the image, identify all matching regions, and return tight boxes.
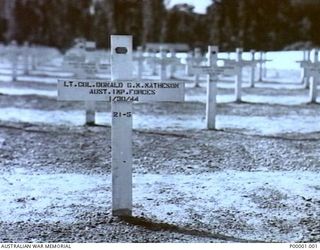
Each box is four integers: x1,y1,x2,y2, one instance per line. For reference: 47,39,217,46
1,0,320,51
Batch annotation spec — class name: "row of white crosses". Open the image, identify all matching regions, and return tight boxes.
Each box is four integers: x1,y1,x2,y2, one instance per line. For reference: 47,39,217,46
297,49,319,103
121,46,270,89
2,41,63,80
154,47,181,80
135,47,182,80
58,35,185,216
224,49,271,87
58,37,296,215
185,48,270,88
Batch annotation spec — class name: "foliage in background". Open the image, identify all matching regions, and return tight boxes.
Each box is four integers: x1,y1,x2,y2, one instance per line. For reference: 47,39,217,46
1,0,320,51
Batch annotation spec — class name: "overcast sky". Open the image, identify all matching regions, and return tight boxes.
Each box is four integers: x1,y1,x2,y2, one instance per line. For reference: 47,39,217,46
165,0,212,14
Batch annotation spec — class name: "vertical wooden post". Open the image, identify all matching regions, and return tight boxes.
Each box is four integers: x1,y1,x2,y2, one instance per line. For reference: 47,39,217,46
75,43,96,126
206,46,218,130
194,48,201,88
111,35,133,216
309,49,318,104
263,52,267,78
23,42,29,75
258,51,263,82
194,71,200,88
159,47,167,81
31,46,37,70
85,102,96,125
147,49,157,76
235,48,242,102
300,50,307,84
11,41,18,82
169,49,176,79
250,50,255,88
185,51,193,76
137,46,143,80
303,50,311,89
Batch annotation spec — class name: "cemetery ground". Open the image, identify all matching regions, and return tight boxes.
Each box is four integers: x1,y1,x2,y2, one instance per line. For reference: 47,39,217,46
0,76,319,243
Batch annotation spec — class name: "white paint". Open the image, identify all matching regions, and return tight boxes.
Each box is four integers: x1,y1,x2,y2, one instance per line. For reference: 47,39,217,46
206,46,218,130
135,46,144,79
152,47,181,80
193,48,203,87
146,49,157,76
256,51,272,81
309,49,319,103
8,41,18,81
31,46,37,70
258,51,264,81
85,101,95,125
250,50,255,87
111,35,133,216
185,51,193,76
263,52,267,78
169,49,178,79
65,45,97,125
58,35,185,217
297,51,311,88
159,47,167,80
235,48,242,102
23,42,29,75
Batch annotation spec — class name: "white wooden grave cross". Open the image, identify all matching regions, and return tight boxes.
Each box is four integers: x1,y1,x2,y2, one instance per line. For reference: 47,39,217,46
249,50,256,87
0,44,4,63
23,42,30,75
84,42,99,125
190,46,235,129
58,35,185,216
30,45,38,70
145,48,157,76
7,41,18,81
257,51,271,81
296,50,311,89
168,49,182,79
303,50,311,88
153,47,181,80
185,51,193,76
192,48,206,87
64,42,98,125
301,49,319,103
223,48,255,102
133,46,145,79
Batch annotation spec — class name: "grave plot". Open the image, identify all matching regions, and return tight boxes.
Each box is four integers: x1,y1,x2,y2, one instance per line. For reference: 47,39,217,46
0,38,319,243
0,120,319,243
